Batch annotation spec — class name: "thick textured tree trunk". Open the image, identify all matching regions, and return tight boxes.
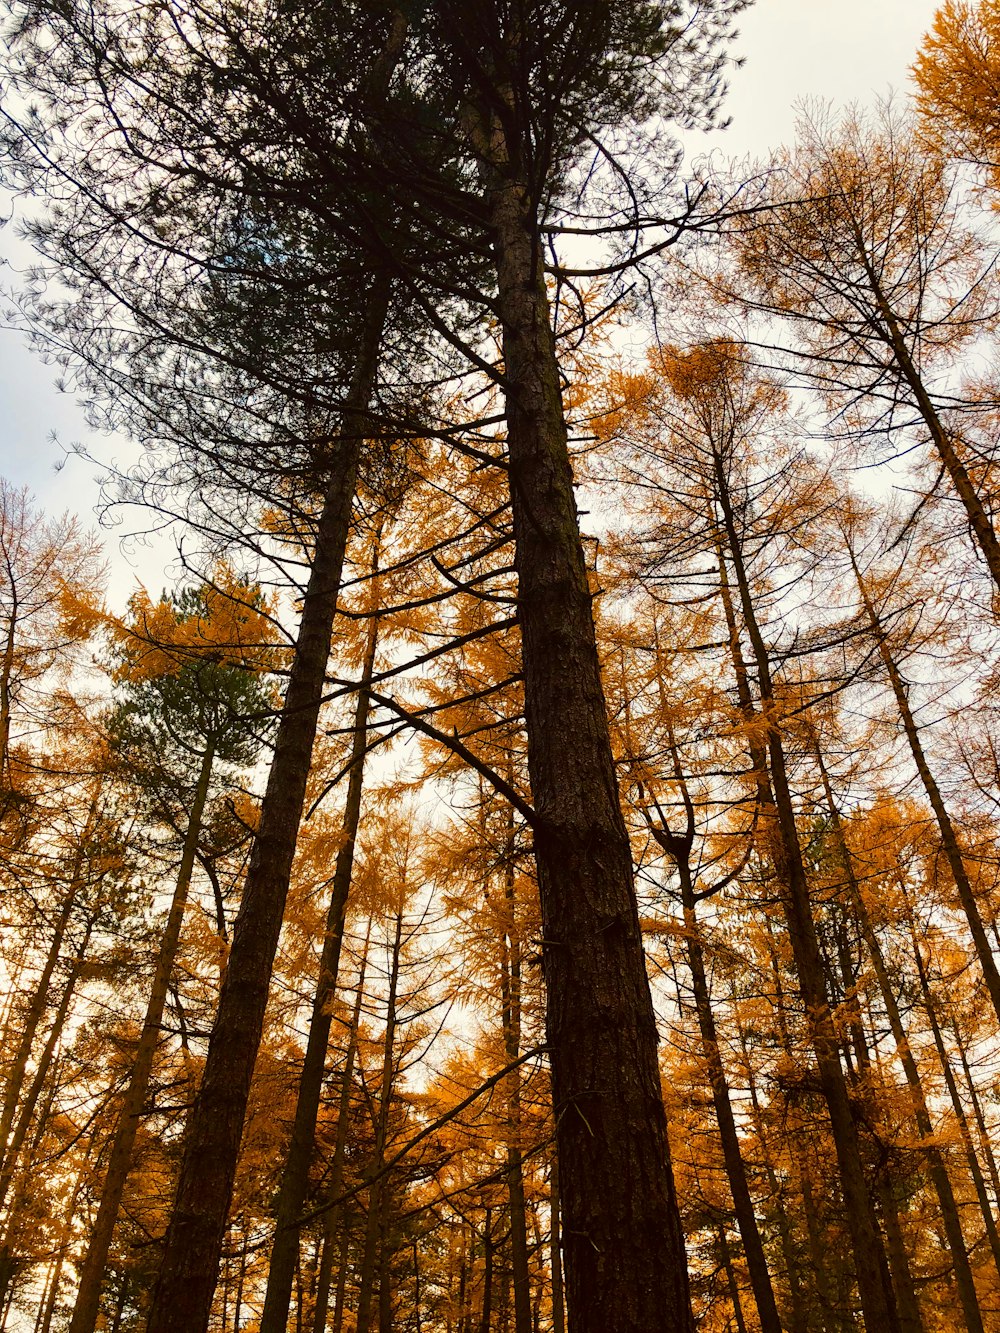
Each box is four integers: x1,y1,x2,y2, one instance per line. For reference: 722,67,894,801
814,746,984,1333
260,597,379,1333
485,164,692,1333
713,474,899,1332
145,283,389,1333
847,548,1000,1027
69,741,215,1333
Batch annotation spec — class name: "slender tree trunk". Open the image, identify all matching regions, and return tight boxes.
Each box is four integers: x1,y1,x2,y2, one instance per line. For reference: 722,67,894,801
69,741,215,1333
498,818,532,1333
356,912,403,1333
813,744,984,1332
0,936,90,1220
735,1018,809,1333
145,280,390,1333
476,145,692,1333
331,1223,351,1333
826,896,924,1333
855,244,1000,594
846,543,1000,1027
548,1152,565,1333
312,935,370,1333
908,929,1000,1281
377,1190,394,1333
681,873,782,1333
0,600,18,784
478,1211,493,1333
762,925,846,1332
713,488,898,1331
233,1225,248,1333
0,814,92,1176
719,1226,749,1333
261,586,380,1333
952,1022,1000,1209
647,737,783,1333
876,1187,923,1333
413,1239,422,1333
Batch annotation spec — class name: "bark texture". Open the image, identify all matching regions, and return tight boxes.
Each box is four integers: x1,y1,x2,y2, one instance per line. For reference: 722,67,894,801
488,169,693,1332
145,284,389,1333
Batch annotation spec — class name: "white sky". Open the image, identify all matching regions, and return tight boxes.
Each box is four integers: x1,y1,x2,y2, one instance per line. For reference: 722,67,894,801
0,0,946,581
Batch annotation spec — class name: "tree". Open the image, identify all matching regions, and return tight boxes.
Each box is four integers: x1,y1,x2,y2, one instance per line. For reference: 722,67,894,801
67,572,278,1333
704,102,1000,599
0,479,103,828
914,0,1000,182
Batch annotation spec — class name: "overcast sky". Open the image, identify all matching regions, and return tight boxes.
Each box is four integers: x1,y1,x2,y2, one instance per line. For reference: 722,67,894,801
0,0,947,584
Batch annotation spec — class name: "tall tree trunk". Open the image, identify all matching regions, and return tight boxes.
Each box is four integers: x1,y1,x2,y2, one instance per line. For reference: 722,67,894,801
826,890,924,1333
646,738,783,1333
312,934,370,1333
0,935,90,1220
145,280,390,1333
718,1226,749,1333
854,242,1000,594
498,813,532,1333
813,743,984,1332
476,147,692,1333
331,1222,351,1333
478,1210,493,1333
952,1021,1000,1209
548,1148,565,1333
356,911,403,1333
69,741,215,1333
261,582,380,1333
713,496,898,1330
735,1017,809,1333
0,810,93,1176
846,542,1000,1027
907,923,1000,1282
377,1191,394,1333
